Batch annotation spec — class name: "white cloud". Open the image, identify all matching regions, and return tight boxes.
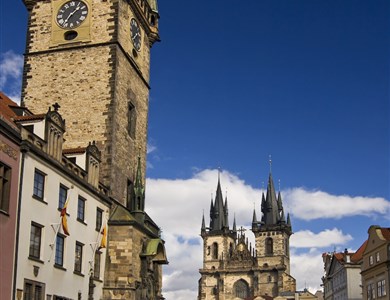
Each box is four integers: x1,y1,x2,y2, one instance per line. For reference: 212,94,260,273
291,228,353,248
0,51,24,103
290,248,325,293
145,169,389,299
284,188,390,220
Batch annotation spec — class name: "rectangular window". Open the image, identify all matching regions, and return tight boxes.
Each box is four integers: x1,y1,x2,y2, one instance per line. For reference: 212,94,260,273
369,255,374,265
127,102,136,139
96,208,103,231
29,223,42,259
77,196,85,222
58,184,68,209
33,169,45,200
93,251,101,279
23,279,45,300
377,280,386,297
0,162,11,213
55,234,65,267
74,242,83,273
376,252,380,262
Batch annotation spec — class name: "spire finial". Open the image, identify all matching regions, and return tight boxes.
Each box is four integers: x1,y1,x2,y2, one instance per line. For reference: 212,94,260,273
218,167,221,182
278,179,281,192
269,155,272,173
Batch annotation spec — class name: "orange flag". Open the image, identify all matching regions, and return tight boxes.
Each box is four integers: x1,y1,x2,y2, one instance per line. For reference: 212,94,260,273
61,198,70,236
99,224,107,250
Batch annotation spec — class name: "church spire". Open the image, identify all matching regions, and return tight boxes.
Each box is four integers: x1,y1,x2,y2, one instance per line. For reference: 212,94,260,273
132,155,145,211
263,172,279,225
201,211,206,236
210,173,228,232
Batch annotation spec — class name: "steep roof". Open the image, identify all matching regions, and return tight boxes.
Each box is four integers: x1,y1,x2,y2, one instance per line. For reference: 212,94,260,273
0,92,19,128
351,240,368,262
380,228,390,240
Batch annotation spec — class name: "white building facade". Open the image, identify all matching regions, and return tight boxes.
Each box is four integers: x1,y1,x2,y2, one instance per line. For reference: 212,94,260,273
13,106,111,300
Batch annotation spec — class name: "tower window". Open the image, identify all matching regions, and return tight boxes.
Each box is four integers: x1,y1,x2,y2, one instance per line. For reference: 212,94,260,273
233,279,249,299
127,179,133,209
212,242,218,259
127,102,136,139
265,237,273,255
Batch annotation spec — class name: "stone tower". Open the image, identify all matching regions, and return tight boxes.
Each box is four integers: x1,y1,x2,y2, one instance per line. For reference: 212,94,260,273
198,172,296,300
21,0,160,203
19,0,168,299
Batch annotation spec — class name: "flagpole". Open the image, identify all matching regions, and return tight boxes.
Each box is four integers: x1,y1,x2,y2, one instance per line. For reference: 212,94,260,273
89,210,108,275
48,186,74,262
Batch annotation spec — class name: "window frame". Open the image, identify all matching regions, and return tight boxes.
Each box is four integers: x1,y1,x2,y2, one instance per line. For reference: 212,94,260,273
96,208,103,231
58,184,68,210
127,102,136,139
33,169,46,201
77,195,86,223
29,222,43,260
55,234,65,267
0,162,12,213
74,241,83,274
23,279,45,300
93,251,102,279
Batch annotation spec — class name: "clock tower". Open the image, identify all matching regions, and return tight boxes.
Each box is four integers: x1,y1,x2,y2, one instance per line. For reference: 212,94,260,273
21,0,160,204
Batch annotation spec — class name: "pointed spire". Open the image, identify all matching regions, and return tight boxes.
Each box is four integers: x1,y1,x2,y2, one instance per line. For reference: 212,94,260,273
233,214,237,233
210,173,227,232
287,213,291,227
252,209,257,224
133,154,145,211
224,194,229,229
201,211,206,234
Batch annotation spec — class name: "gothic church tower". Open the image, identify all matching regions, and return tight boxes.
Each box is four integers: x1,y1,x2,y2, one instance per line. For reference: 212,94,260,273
21,0,160,203
199,172,296,300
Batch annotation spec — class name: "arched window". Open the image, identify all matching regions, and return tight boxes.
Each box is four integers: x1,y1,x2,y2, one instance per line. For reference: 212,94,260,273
233,279,250,299
212,242,218,259
265,237,273,255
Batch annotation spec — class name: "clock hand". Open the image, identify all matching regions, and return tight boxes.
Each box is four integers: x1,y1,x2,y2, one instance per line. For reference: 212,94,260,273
64,4,81,25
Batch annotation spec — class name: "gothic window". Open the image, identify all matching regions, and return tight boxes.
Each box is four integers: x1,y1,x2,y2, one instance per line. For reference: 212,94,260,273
212,242,218,259
229,242,233,257
265,237,273,255
127,179,133,209
127,102,136,139
233,279,249,299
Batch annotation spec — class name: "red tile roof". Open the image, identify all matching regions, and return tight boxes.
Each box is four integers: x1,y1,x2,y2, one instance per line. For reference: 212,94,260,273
0,92,19,124
13,114,45,122
380,228,390,241
351,240,368,262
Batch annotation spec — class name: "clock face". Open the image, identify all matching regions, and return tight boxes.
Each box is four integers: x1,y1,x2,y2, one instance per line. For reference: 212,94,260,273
130,18,142,51
56,0,89,29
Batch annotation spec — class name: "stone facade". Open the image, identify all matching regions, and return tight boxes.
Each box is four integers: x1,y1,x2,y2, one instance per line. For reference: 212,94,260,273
17,0,167,299
361,226,390,300
199,173,296,300
21,0,158,203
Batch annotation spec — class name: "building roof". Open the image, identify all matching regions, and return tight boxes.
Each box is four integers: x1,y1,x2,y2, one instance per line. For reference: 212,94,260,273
63,147,87,155
351,240,368,262
380,227,390,240
13,114,45,122
0,92,19,127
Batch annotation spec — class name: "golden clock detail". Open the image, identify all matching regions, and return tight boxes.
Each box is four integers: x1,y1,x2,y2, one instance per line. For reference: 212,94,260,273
51,0,91,45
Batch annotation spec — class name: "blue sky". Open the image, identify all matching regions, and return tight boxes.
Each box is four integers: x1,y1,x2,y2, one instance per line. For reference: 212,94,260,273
1,0,389,299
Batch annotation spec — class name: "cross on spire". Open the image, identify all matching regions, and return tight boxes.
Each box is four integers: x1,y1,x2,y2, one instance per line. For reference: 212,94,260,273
269,154,272,173
53,102,61,111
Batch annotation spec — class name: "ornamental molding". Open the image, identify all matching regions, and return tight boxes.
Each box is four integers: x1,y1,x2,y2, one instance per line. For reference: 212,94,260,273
0,141,18,160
